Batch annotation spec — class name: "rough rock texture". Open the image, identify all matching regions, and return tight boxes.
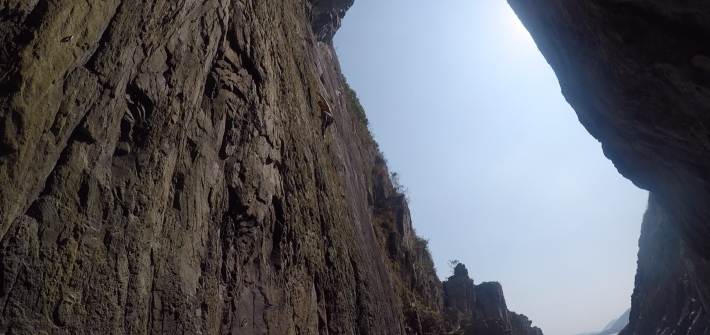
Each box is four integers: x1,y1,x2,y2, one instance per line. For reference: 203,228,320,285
307,0,353,42
442,264,543,335
442,264,476,323
475,282,511,323
0,0,406,333
620,195,709,335
507,1,710,333
368,151,446,335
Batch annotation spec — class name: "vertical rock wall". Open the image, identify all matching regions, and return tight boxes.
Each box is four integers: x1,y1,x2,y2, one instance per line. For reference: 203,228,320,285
507,1,710,333
0,0,402,333
621,195,709,335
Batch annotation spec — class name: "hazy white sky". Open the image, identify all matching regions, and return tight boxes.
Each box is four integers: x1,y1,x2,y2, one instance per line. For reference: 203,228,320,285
333,1,649,335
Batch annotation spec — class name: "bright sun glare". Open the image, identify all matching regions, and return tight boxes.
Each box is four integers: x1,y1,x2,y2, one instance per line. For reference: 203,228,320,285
503,5,533,43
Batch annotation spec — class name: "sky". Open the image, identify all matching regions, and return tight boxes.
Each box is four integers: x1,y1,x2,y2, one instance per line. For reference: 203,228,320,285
333,1,649,335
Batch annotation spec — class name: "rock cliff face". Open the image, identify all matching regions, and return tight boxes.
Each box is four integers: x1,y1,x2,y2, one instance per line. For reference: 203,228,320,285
620,195,708,335
0,0,400,333
442,264,543,335
506,0,710,334
0,1,544,334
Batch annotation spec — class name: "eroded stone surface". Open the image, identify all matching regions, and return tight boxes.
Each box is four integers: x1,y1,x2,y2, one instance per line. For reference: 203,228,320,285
0,0,403,333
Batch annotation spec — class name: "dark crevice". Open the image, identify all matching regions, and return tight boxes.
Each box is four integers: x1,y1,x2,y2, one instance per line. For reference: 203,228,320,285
9,111,24,138
0,142,17,158
218,117,234,159
226,186,249,219
226,29,263,86
187,139,199,162
203,72,218,100
10,1,48,46
0,67,22,98
102,230,112,250
125,82,155,147
69,117,97,144
270,196,286,270
51,301,65,327
172,172,185,210
78,177,90,209
119,114,133,142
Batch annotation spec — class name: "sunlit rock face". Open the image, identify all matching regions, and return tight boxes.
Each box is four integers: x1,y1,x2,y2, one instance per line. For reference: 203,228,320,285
506,0,710,333
0,0,407,333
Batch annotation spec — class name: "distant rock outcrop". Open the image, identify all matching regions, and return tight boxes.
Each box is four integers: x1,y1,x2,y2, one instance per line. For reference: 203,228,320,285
603,318,618,331
511,312,544,335
442,263,543,335
592,308,629,335
608,309,630,332
443,263,477,324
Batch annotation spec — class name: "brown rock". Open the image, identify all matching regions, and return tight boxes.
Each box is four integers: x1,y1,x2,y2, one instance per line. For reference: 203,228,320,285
0,0,404,333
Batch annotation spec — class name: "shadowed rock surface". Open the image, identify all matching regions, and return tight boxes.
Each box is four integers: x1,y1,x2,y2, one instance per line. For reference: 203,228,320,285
507,0,710,334
620,195,708,335
507,0,710,259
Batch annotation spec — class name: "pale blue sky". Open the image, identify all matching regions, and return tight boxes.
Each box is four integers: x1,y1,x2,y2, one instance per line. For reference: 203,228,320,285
333,1,648,335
